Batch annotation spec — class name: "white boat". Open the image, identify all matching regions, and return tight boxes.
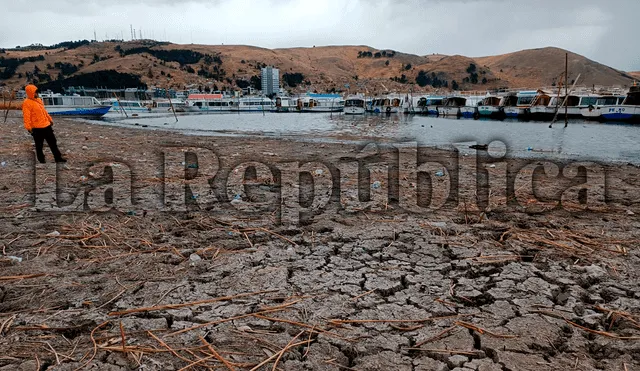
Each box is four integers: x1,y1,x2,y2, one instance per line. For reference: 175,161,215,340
477,95,504,118
185,93,235,113
271,96,295,112
41,92,111,118
101,98,152,117
147,99,189,113
344,95,366,115
231,96,274,112
296,94,344,112
580,95,626,120
503,90,550,118
438,96,466,117
424,97,445,115
598,86,640,122
368,94,405,114
460,96,484,118
530,94,601,120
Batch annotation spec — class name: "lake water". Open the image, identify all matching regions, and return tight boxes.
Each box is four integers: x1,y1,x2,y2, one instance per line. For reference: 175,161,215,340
84,112,640,164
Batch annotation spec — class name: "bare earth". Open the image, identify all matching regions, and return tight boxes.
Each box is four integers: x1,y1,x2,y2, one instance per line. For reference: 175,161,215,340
1,113,640,371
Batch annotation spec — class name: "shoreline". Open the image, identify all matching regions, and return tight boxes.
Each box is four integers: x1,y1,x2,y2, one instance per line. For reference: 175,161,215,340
1,114,639,370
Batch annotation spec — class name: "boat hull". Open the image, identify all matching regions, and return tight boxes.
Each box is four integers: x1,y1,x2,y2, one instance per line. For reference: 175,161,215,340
438,107,461,117
426,105,440,115
503,107,527,118
460,106,478,118
344,107,365,115
600,105,640,121
300,107,344,113
478,106,503,118
47,105,112,118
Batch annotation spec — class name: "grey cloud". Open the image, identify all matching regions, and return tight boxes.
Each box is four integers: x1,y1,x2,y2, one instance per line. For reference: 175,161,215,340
0,0,637,71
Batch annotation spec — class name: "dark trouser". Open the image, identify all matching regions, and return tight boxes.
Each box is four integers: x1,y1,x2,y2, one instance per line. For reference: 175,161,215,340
31,125,63,163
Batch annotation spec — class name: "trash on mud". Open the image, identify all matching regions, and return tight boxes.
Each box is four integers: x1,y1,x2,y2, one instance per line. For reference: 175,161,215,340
7,256,22,263
46,231,60,237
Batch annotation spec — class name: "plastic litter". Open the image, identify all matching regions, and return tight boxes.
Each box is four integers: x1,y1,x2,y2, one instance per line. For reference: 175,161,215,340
372,181,381,189
527,147,533,151
489,164,496,168
435,170,445,177
46,231,61,237
187,164,198,169
0,161,6,167
7,256,22,263
314,169,324,176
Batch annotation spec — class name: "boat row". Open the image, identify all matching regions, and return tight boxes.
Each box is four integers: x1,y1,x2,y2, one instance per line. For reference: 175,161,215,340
37,86,640,122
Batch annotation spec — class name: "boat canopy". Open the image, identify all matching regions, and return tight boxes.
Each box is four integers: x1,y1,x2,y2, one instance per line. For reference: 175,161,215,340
444,97,466,107
623,91,640,105
481,96,501,106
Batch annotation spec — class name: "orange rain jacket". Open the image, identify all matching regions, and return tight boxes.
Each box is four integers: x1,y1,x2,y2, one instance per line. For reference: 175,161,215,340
22,85,53,132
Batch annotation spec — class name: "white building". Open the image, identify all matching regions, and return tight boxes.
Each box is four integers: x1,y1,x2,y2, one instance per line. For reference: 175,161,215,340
261,66,280,96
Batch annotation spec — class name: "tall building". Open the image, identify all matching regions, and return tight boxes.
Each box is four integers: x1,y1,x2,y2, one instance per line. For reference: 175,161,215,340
261,66,279,96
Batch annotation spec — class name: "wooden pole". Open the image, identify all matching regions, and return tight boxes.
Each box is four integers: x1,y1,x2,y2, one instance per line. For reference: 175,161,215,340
113,92,128,118
166,89,178,122
565,53,568,127
3,90,15,124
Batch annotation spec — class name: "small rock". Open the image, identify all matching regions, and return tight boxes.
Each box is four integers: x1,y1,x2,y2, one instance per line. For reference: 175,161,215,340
448,355,469,368
46,230,61,237
81,145,88,150
627,210,635,216
189,254,202,263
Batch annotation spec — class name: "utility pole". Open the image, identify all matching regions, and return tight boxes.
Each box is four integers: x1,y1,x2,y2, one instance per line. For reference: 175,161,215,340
130,25,133,40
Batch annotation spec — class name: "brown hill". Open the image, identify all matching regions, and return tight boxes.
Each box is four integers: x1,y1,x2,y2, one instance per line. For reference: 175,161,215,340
0,42,635,94
475,47,635,88
629,71,640,80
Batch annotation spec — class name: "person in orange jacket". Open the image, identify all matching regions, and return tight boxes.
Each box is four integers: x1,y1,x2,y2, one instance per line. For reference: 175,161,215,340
22,84,66,163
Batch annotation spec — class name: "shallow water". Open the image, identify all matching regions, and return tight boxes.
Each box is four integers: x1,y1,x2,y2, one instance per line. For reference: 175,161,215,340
84,112,640,164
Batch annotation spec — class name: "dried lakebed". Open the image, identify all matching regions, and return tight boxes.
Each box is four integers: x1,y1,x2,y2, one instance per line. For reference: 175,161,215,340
0,116,639,370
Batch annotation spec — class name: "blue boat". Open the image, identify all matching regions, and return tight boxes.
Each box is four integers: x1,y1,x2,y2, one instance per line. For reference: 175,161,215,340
41,93,112,118
599,86,640,122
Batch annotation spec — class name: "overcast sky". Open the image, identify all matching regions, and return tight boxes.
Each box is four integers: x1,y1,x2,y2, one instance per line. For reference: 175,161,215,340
2,0,639,71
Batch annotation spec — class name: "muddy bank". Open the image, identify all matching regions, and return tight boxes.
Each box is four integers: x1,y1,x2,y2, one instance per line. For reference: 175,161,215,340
1,113,640,371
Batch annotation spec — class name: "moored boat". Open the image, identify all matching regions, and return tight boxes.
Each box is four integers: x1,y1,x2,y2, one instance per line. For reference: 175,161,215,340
478,95,503,118
425,97,445,115
580,95,626,120
271,96,295,112
297,94,344,112
231,96,274,112
503,90,550,119
344,95,366,115
460,96,484,118
367,94,406,114
185,93,235,113
41,93,111,118
599,86,640,122
438,96,466,117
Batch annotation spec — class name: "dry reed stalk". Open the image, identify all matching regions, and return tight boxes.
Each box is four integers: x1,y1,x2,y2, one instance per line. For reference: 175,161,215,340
108,289,277,316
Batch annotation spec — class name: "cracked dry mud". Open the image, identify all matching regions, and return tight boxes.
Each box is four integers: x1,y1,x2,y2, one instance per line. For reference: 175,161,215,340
1,116,640,370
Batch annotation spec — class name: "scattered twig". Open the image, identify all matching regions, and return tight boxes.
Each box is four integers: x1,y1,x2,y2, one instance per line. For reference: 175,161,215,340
109,289,277,316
